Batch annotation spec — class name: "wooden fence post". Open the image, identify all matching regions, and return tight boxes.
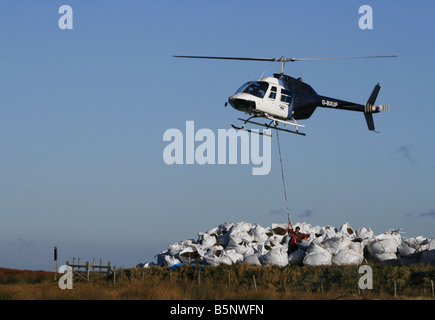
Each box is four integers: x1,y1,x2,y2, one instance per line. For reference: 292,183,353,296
431,280,434,299
253,275,257,291
54,247,58,281
86,261,90,280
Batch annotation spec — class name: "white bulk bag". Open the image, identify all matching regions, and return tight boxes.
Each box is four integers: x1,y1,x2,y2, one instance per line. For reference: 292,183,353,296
143,262,157,268
367,230,401,255
303,241,332,266
260,247,289,267
244,254,262,266
319,225,337,238
226,249,244,264
243,245,255,257
425,238,435,250
217,222,252,247
371,252,397,263
418,239,435,264
264,238,279,250
205,255,231,266
398,238,421,257
164,255,182,267
226,237,253,256
350,240,364,254
272,234,285,245
203,246,231,266
216,222,236,246
416,236,430,250
355,226,374,240
178,246,204,264
309,224,322,236
218,222,236,233
204,245,224,256
306,240,329,254
322,236,352,255
249,224,269,243
282,235,290,247
303,251,332,266
338,222,355,238
197,232,217,248
205,227,220,236
332,249,363,265
156,252,168,266
297,238,312,251
251,243,269,256
230,221,253,234
167,242,185,256
288,249,306,265
217,232,231,247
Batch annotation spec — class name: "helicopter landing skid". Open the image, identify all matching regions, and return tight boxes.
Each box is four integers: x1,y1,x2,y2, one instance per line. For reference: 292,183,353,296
231,124,272,137
233,117,306,136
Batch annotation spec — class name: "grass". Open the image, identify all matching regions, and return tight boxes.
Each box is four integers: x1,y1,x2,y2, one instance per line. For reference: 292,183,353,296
0,263,434,300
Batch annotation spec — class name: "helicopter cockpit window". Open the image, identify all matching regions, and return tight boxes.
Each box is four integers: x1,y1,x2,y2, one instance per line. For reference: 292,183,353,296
235,81,252,94
242,81,269,99
280,88,293,104
269,86,277,99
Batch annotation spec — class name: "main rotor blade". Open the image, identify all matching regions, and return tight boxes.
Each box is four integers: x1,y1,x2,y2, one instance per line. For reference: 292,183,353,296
173,55,276,62
174,55,398,62
290,55,398,61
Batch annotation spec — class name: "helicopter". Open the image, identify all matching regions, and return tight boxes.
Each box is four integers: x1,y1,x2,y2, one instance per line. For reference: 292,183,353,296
174,55,397,136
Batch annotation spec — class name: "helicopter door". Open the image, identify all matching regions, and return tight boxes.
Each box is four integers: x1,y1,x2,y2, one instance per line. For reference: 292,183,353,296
266,85,286,118
276,88,293,118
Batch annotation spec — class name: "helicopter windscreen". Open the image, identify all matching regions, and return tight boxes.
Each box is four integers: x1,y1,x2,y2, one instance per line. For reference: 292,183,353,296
235,81,252,94
242,81,269,98
235,81,269,98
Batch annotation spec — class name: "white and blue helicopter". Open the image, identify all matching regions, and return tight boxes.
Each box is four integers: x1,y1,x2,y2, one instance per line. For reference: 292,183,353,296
174,55,396,136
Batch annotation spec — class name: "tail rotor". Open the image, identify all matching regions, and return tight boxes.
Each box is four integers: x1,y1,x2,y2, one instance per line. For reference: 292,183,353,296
378,104,390,113
364,102,390,114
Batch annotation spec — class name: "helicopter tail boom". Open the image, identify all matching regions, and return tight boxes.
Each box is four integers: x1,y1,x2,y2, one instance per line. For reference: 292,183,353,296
317,83,388,132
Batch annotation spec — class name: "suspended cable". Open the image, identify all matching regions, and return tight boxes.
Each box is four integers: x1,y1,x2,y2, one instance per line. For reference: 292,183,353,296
275,126,293,230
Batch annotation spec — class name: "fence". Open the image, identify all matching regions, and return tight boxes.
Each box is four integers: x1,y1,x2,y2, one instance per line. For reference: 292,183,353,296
65,257,115,281
53,246,116,281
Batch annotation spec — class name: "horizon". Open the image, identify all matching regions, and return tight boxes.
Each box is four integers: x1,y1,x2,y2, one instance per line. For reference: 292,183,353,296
1,1,434,271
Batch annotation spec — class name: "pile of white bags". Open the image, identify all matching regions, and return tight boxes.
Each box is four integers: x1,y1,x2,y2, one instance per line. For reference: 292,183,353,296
146,221,434,268
366,229,402,263
398,237,435,265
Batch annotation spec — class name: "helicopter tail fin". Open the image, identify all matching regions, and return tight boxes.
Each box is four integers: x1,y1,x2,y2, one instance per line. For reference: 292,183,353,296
363,83,381,131
364,113,375,131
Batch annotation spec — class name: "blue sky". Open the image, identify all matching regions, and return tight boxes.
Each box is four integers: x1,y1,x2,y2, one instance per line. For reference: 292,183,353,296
1,0,434,271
